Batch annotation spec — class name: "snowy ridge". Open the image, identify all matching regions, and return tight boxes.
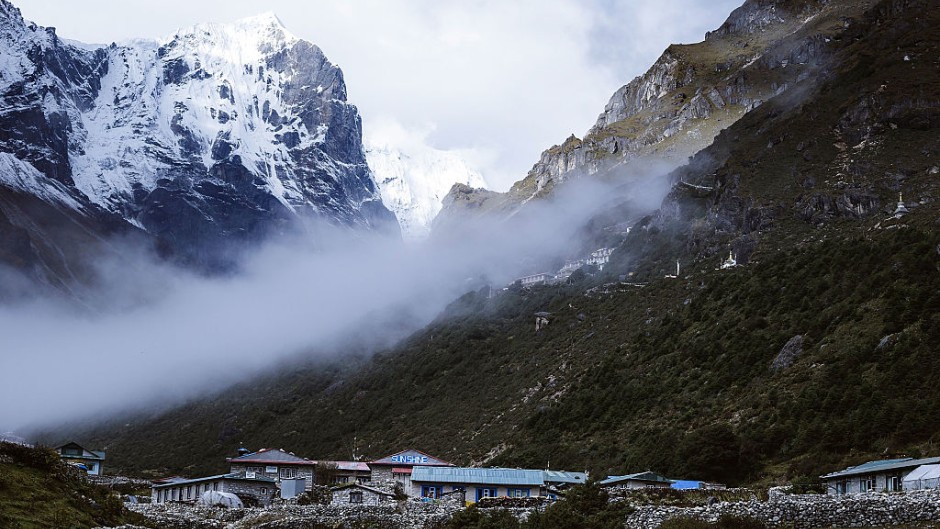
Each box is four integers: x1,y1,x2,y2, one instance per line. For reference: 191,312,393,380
71,13,330,212
0,154,83,210
366,139,487,239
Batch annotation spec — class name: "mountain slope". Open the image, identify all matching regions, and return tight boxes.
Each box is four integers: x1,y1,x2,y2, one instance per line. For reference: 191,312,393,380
0,2,397,276
54,0,940,486
433,0,877,230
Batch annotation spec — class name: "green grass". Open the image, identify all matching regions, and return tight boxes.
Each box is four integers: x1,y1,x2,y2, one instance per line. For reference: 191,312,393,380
0,442,151,529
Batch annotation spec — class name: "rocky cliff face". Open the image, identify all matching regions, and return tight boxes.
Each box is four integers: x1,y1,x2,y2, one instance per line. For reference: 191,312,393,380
614,0,939,277
0,2,397,277
436,0,874,226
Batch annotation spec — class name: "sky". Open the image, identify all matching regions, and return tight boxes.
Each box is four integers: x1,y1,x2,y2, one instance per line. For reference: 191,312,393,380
17,0,741,191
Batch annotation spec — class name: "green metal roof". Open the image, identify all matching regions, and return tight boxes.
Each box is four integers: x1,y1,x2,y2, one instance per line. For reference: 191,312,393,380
820,456,940,479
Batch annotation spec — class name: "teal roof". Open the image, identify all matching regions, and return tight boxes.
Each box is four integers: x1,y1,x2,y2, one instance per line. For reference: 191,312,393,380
412,466,545,486
600,471,671,486
821,457,940,479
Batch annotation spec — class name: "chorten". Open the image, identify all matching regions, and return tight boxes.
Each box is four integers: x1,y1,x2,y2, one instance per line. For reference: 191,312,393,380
893,193,909,218
720,251,737,270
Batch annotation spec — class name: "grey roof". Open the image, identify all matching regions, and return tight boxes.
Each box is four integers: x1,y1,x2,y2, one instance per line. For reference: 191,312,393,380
333,483,395,496
821,457,940,479
227,448,314,465
412,466,546,486
56,442,106,461
543,470,587,484
599,471,672,486
152,472,276,489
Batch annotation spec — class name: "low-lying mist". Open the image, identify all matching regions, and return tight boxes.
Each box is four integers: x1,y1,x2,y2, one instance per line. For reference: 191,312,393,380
0,161,675,436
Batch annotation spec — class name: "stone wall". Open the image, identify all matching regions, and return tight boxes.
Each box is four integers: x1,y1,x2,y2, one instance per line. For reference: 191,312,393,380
623,490,940,529
128,498,457,529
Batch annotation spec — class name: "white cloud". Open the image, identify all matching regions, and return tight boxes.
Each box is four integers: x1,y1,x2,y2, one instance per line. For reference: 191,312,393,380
18,0,742,191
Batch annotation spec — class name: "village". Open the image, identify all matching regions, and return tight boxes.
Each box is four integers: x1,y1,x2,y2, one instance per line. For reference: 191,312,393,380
53,440,940,513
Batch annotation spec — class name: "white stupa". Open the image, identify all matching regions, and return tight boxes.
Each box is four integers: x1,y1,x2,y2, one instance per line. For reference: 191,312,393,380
720,251,738,270
893,192,909,218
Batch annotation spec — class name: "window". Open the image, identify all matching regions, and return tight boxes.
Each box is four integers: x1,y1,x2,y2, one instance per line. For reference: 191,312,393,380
213,482,220,491
835,481,847,495
282,468,296,479
476,487,499,502
261,487,268,495
186,486,192,499
888,475,902,492
421,485,442,499
860,476,876,492
508,488,530,498
350,491,364,504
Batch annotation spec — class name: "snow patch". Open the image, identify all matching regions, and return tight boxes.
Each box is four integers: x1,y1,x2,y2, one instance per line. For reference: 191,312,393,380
365,121,487,240
0,153,83,210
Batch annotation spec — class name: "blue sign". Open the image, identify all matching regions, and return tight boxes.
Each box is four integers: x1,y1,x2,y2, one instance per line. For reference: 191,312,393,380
391,455,429,464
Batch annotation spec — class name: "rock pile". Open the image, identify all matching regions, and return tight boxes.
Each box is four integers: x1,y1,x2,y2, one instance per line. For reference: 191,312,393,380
624,490,940,529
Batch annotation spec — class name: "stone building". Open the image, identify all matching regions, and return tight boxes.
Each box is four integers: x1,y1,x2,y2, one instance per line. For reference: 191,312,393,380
227,448,317,491
151,472,277,506
55,442,105,475
821,456,940,495
331,483,396,506
369,449,453,492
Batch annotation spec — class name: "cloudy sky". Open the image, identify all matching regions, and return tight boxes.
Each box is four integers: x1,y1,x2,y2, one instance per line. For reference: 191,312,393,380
18,0,740,190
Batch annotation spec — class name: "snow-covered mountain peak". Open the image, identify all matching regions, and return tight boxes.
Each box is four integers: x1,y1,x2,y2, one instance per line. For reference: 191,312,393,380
0,0,398,269
365,124,488,240
166,12,298,65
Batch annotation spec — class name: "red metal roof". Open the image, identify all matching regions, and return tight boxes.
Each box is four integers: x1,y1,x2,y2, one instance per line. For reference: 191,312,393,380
392,467,413,474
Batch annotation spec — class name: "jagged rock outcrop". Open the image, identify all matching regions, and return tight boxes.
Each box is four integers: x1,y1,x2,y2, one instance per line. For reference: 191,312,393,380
0,1,398,277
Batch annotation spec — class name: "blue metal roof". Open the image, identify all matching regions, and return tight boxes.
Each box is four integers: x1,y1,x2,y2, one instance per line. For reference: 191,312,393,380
671,480,702,490
820,457,940,479
412,466,545,486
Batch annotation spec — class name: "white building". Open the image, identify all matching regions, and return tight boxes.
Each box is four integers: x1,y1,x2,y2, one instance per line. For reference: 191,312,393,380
586,248,614,270
518,273,551,286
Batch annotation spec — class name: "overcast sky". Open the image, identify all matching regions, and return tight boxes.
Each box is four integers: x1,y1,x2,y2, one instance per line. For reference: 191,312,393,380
18,0,741,190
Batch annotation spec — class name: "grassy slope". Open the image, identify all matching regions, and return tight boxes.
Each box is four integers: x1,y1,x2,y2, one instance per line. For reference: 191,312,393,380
0,442,150,529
